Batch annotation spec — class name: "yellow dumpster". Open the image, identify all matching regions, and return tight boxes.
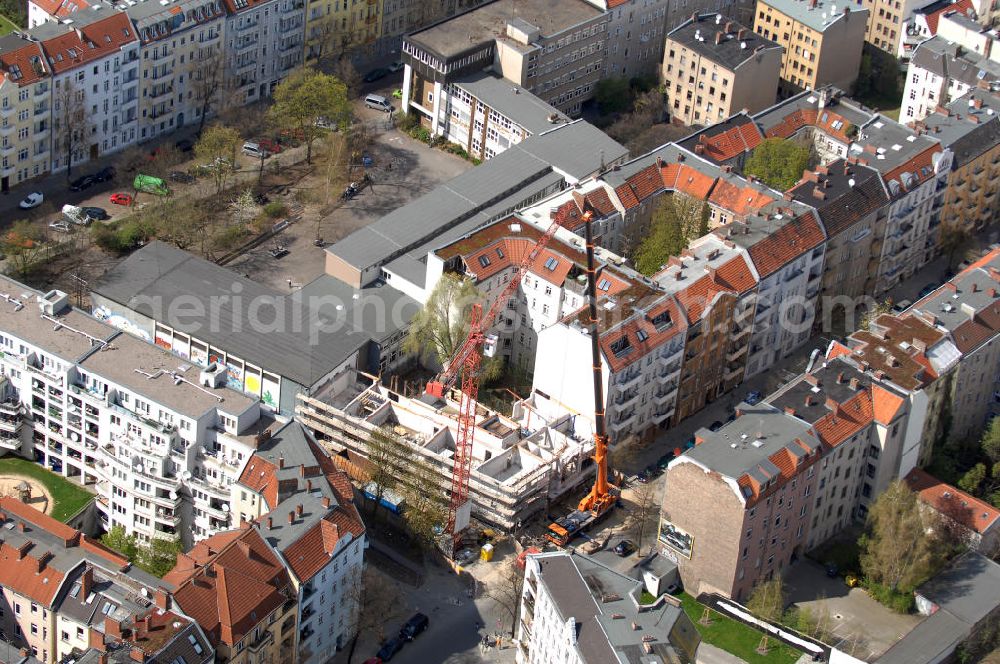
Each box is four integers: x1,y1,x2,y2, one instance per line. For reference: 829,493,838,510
480,543,494,562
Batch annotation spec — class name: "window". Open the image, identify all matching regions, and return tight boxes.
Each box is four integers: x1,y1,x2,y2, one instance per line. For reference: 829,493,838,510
543,257,558,271
598,278,611,291
477,255,491,268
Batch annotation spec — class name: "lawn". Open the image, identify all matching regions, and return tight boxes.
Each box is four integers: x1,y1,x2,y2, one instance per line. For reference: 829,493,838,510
678,593,802,664
0,14,17,37
0,457,95,522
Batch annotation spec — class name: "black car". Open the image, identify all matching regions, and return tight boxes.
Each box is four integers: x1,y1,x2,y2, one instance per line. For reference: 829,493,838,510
708,420,724,431
363,67,389,82
918,283,938,298
69,175,95,191
399,613,428,641
613,540,636,557
81,207,110,221
376,637,404,661
94,166,116,182
175,138,194,152
170,170,195,184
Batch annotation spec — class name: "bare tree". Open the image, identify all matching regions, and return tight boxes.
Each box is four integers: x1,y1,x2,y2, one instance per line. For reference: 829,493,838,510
230,188,261,231
628,479,658,555
398,453,448,547
365,427,404,520
54,80,87,179
746,576,785,654
347,566,406,663
188,42,229,136
307,14,340,67
485,558,525,638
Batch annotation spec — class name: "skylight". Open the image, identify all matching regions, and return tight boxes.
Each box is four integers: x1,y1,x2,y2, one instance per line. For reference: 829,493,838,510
543,257,558,271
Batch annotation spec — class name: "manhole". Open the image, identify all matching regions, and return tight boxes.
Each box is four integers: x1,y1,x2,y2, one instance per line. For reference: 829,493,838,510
834,614,844,620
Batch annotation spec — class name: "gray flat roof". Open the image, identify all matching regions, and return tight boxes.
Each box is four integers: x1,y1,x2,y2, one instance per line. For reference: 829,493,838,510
456,72,568,135
91,242,405,388
760,0,866,32
922,93,1000,169
917,552,1000,625
875,609,968,664
408,0,603,59
328,120,623,273
685,405,822,487
668,14,781,70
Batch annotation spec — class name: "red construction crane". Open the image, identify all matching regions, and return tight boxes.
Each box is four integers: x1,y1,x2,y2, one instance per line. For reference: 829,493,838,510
426,211,593,555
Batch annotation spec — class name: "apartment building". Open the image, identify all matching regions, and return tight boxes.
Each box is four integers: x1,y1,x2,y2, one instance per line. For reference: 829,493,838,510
432,72,570,161
296,370,596,529
0,36,51,192
906,468,1000,553
517,178,626,254
753,0,867,98
516,551,701,664
653,235,759,419
32,11,139,174
920,93,1000,234
222,0,305,105
898,0,978,60
167,525,297,664
0,273,282,549
676,112,765,170
901,34,1000,125
401,0,607,119
0,496,214,664
662,14,782,126
126,0,227,142
754,87,873,164
91,241,418,414
230,420,367,661
788,159,889,322
588,0,670,79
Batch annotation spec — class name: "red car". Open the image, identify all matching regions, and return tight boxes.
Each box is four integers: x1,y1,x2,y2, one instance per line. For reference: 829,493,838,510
258,138,283,154
110,193,133,206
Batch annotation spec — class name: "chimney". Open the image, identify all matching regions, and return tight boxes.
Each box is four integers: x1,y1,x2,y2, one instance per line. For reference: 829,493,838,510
825,397,841,412
17,541,31,559
288,511,295,524
296,504,303,518
816,164,829,175
105,617,122,639
737,27,746,39
804,395,814,407
321,497,331,509
972,282,980,293
722,164,733,173
99,654,109,664
724,20,734,33
715,31,724,44
277,456,284,469
154,588,169,611
974,97,983,109
695,143,706,154
17,521,25,532
836,371,845,384
804,170,819,183
804,373,820,387
783,191,794,201
784,406,797,416
81,567,94,601
299,465,306,478
849,377,860,390
266,516,273,530
990,288,997,298
809,0,817,7
812,187,826,200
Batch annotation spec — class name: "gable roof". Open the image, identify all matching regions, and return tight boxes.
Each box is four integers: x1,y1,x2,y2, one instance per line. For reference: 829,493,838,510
0,37,50,87
39,12,135,75
744,212,825,278
906,468,1000,536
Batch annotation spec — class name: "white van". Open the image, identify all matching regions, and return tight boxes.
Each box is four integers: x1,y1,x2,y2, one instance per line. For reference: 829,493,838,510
61,204,92,226
242,142,269,159
364,94,393,112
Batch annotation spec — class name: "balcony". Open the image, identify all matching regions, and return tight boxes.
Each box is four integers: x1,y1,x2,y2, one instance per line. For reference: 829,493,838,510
610,410,636,431
234,19,261,32
149,85,173,100
615,370,641,391
726,344,748,362
653,384,678,405
248,629,274,654
724,364,744,381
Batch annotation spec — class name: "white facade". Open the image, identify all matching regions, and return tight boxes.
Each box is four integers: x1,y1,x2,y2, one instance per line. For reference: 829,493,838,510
296,535,365,660
517,557,584,664
224,0,305,106
0,278,266,550
592,0,671,79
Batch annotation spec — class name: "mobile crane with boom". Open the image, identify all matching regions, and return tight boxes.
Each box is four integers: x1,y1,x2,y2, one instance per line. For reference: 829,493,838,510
544,212,619,546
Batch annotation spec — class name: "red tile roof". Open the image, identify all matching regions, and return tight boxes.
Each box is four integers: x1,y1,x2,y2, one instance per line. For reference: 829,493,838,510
0,40,49,87
714,255,757,294
906,468,1000,535
878,144,942,195
238,457,280,509
690,119,765,162
872,384,906,425
764,108,855,145
283,510,364,583
746,212,825,278
169,526,291,647
925,0,976,34
30,0,100,19
708,179,777,217
580,187,617,217
40,13,135,75
813,390,873,447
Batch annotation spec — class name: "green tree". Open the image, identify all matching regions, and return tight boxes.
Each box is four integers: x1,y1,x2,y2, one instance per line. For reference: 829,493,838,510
399,454,447,547
195,124,241,194
982,417,1000,466
595,78,632,115
267,68,351,163
403,273,481,369
632,196,706,275
746,576,785,653
744,138,811,191
859,480,942,594
958,463,988,495
364,427,403,520
1,220,46,276
855,53,873,98
140,537,183,577
101,525,139,560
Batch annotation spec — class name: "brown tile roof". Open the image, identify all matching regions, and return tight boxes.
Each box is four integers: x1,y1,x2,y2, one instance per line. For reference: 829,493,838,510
872,384,905,425
169,526,291,647
663,163,718,200
764,108,855,144
879,144,943,195
597,294,688,373
813,390,873,447
687,117,765,162
30,0,101,19
40,13,135,75
746,212,825,278
582,187,617,217
238,457,280,509
0,40,49,87
906,468,1000,535
708,179,777,217
714,255,757,294
847,313,945,390
283,510,364,583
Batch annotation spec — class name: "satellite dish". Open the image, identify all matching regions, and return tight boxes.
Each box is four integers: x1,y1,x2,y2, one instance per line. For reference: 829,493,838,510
169,491,177,500
222,503,230,512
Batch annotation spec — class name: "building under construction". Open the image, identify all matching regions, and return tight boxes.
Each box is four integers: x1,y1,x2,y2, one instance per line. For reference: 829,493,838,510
295,371,596,531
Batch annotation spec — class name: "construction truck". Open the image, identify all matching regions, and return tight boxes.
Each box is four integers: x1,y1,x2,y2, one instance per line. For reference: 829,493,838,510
545,210,619,547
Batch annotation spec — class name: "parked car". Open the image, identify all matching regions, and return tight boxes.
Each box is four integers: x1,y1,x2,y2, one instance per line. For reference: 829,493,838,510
918,283,938,298
242,141,270,159
364,93,393,112
635,470,651,484
391,88,403,99
744,390,762,405
110,193,133,206
314,117,338,130
18,192,44,209
269,245,289,259
48,220,71,233
708,420,724,431
169,171,195,184
94,166,116,182
399,613,429,641
375,637,403,661
891,299,912,314
388,60,404,73
81,206,110,221
69,174,95,191
656,451,674,470
363,67,389,82
62,204,93,226
175,138,194,152
613,540,636,557
257,138,283,154
825,563,839,578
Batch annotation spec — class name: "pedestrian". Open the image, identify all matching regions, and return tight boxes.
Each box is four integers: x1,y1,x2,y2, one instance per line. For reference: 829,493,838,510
387,161,392,171
287,278,292,289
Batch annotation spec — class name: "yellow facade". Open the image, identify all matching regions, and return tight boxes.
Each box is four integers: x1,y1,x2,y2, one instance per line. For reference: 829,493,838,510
0,75,51,192
942,141,1000,234
305,0,382,61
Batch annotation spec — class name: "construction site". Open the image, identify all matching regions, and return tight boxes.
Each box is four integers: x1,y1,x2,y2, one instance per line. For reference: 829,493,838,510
295,372,596,531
